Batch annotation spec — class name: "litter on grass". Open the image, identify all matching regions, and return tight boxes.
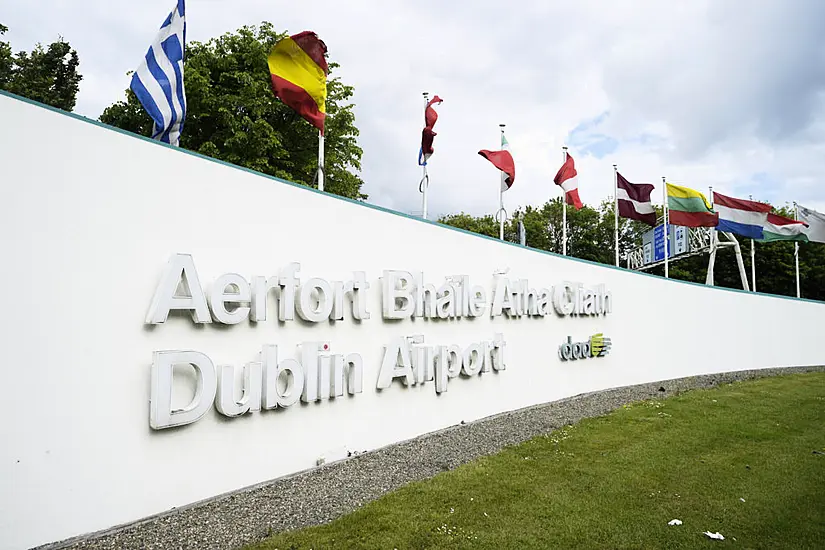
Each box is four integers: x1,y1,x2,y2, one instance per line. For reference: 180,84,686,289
668,519,683,526
703,531,725,540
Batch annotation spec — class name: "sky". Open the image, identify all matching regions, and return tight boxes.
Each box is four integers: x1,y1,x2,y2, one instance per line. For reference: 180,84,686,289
4,0,825,219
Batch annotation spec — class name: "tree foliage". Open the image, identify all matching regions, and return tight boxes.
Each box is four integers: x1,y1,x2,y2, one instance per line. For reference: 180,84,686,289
443,199,648,264
0,24,11,88
0,23,82,111
99,23,365,200
440,200,825,301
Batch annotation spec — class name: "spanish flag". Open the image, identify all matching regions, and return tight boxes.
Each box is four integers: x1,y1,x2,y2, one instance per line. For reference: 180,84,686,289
268,31,328,133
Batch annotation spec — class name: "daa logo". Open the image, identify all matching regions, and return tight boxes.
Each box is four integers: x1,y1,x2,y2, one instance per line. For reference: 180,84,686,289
558,333,612,361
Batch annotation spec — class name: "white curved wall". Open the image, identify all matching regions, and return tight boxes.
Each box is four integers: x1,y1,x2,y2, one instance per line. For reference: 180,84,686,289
1,92,823,550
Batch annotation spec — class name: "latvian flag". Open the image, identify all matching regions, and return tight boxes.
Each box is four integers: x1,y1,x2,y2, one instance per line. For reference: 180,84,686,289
713,192,771,240
419,95,443,166
616,173,656,226
554,152,582,209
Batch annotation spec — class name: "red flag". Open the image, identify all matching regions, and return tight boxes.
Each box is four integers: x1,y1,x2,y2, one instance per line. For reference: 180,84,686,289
268,31,329,133
419,95,443,166
554,153,582,209
478,150,515,189
617,173,656,226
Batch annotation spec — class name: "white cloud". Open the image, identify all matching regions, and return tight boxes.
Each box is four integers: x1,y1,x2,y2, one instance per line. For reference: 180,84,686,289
4,0,825,216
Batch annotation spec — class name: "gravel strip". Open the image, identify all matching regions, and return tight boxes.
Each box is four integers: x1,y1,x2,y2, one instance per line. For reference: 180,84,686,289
39,366,824,550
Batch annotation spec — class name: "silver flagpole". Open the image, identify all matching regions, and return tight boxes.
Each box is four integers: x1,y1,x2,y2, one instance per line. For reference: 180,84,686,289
562,146,568,256
613,164,619,267
707,185,715,286
421,92,429,220
498,124,506,241
750,194,756,292
663,177,669,279
795,202,801,298
317,130,325,192
498,185,505,240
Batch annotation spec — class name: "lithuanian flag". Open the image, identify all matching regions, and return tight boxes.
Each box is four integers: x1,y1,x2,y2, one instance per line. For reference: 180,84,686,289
666,183,719,227
268,31,328,133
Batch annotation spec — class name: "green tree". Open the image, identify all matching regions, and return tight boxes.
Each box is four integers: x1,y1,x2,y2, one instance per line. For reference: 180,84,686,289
99,23,365,201
0,24,82,111
439,212,502,240
0,24,11,87
441,198,644,265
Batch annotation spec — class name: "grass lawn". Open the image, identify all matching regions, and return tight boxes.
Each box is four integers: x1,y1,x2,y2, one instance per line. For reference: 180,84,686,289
248,372,825,549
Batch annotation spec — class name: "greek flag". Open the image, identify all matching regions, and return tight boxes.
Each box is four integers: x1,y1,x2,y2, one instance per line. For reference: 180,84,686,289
130,0,187,146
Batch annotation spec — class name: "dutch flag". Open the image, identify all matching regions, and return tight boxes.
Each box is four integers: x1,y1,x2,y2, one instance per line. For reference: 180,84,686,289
713,191,772,239
130,0,187,146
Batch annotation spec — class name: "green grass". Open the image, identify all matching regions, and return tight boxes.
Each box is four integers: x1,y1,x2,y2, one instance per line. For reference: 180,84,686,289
248,372,825,549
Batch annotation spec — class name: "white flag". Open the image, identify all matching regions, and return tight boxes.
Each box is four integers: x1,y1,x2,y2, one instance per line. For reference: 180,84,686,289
798,204,825,243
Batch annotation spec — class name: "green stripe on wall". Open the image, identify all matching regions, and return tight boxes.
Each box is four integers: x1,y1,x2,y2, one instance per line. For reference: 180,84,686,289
668,195,711,213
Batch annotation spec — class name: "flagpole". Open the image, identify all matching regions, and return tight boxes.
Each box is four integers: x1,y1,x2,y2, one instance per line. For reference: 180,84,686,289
613,164,619,267
421,165,429,219
420,92,430,220
795,201,801,298
750,194,756,292
663,177,669,279
707,185,715,286
499,124,506,241
562,147,568,256
317,130,325,192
